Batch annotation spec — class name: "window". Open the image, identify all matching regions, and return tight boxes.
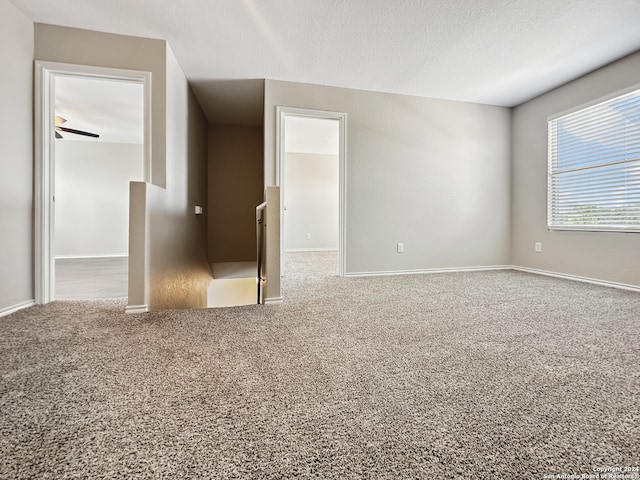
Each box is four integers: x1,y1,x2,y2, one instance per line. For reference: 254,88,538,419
548,88,640,232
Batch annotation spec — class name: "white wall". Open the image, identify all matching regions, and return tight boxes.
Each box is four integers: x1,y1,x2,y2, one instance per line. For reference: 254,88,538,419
284,152,339,251
512,50,640,288
265,81,511,292
54,141,143,257
0,1,33,314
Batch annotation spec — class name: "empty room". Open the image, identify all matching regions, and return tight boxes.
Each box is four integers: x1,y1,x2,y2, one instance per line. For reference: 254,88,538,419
1,0,639,478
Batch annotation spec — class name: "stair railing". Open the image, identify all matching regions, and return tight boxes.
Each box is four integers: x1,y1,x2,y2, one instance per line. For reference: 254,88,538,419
256,201,267,304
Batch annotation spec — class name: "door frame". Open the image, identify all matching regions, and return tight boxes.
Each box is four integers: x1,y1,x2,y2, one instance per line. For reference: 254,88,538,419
276,106,347,277
34,61,152,304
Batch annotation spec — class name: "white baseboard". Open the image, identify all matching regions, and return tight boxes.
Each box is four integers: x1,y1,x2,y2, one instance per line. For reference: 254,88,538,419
285,248,338,253
55,254,128,259
510,266,640,293
343,264,639,292
125,304,149,314
0,300,36,318
264,296,283,305
345,265,512,278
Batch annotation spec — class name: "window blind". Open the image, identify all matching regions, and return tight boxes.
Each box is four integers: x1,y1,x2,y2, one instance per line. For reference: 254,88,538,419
548,88,640,232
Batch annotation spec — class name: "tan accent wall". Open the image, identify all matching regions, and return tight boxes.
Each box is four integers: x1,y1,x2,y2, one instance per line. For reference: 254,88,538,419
208,124,264,263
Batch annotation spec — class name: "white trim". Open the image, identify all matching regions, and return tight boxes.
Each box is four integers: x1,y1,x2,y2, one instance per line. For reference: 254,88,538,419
547,226,640,234
547,82,640,121
547,87,640,233
125,304,149,314
34,62,54,304
265,296,284,305
344,265,640,292
0,300,36,318
345,265,512,277
55,254,129,259
34,61,152,305
276,107,347,279
284,248,338,253
511,266,640,293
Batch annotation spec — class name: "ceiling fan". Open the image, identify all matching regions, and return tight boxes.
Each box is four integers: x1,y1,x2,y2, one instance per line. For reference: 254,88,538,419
54,116,99,139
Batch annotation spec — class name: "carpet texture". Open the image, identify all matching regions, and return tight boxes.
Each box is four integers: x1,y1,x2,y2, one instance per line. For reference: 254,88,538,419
1,252,639,479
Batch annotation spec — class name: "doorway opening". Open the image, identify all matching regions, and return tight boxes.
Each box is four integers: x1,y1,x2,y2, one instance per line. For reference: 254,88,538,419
277,107,347,281
35,62,151,304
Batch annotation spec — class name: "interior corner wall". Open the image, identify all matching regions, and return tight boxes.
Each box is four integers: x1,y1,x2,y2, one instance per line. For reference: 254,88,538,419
207,124,264,263
34,23,168,188
511,50,640,288
264,80,511,278
0,1,34,313
284,152,339,251
147,45,210,311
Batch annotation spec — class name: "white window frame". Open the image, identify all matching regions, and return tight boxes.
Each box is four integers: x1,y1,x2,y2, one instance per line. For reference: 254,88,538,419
547,85,640,233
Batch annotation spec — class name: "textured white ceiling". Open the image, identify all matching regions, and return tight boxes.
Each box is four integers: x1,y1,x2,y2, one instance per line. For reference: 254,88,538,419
12,0,640,122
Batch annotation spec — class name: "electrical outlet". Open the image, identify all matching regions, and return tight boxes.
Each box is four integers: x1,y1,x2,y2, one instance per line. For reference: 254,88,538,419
535,242,542,253
306,233,312,240
397,242,404,253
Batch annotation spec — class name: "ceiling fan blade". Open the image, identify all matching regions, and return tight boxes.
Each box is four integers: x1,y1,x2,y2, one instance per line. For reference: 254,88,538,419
55,131,63,139
56,126,100,138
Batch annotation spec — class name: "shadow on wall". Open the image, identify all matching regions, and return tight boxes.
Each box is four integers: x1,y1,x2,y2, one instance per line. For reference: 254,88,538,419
190,79,265,127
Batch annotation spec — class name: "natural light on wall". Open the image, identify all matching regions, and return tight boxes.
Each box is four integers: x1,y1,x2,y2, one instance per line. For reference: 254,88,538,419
548,87,640,232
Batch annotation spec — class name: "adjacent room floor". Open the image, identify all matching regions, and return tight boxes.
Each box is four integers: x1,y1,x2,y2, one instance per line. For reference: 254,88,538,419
2,252,638,479
55,256,128,299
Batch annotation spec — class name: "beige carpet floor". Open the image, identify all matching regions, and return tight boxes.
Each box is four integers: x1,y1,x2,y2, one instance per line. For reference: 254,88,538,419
1,252,639,479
